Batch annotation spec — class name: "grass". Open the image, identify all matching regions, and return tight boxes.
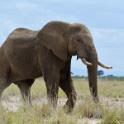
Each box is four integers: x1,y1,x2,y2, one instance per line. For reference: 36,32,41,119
1,78,124,124
3,78,124,98
73,78,124,98
0,99,124,124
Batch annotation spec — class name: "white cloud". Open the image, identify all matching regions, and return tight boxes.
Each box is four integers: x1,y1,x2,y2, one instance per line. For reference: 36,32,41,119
90,28,124,48
15,2,39,11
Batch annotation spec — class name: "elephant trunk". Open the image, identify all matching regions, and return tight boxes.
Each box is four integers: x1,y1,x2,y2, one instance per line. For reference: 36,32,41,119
87,55,99,102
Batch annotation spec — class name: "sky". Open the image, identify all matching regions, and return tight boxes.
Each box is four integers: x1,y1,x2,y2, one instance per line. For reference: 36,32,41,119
0,0,124,76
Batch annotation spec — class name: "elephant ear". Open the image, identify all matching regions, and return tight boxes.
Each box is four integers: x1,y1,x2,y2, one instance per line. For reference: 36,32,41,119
37,30,68,61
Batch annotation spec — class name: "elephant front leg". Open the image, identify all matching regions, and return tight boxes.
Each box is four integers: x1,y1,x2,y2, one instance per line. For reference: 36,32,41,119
43,71,60,109
60,77,77,113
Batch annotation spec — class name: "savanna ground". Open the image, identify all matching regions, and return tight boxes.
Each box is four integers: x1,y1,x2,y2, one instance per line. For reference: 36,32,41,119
0,78,124,124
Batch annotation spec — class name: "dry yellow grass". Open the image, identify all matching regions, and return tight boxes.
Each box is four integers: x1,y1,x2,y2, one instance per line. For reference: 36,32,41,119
1,78,124,124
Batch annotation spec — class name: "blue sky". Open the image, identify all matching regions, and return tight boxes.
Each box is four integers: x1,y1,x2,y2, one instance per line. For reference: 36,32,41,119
0,0,124,76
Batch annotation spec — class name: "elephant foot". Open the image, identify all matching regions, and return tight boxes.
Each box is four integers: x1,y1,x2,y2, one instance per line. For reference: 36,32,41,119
93,96,99,103
22,100,32,107
47,97,58,110
63,102,73,113
63,92,77,113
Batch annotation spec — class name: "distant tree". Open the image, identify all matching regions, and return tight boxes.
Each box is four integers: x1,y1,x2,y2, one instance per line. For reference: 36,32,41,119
97,70,104,77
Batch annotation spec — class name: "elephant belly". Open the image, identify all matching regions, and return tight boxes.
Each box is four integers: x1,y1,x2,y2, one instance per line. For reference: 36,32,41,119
7,52,42,82
0,53,42,82
9,65,42,82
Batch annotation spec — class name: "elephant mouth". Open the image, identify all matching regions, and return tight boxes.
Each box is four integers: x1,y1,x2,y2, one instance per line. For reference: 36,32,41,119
77,55,93,66
77,56,112,69
81,58,93,66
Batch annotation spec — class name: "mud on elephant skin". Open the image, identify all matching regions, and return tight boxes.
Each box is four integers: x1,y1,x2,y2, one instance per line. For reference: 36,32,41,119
0,21,112,112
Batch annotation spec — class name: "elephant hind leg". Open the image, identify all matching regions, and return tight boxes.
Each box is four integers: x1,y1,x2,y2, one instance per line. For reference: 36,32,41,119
60,77,77,112
15,79,34,104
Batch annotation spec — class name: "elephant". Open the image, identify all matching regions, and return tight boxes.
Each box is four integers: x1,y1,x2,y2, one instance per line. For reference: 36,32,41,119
14,79,34,104
0,21,112,112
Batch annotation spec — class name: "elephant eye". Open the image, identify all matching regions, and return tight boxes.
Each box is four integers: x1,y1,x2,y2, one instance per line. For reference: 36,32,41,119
77,39,82,42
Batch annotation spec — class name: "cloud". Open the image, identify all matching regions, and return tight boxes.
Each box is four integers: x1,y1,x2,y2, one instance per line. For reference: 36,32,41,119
91,28,124,48
93,28,124,73
15,2,38,11
0,0,124,75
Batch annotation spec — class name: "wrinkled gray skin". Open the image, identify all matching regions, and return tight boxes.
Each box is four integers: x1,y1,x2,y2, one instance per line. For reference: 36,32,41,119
0,21,111,112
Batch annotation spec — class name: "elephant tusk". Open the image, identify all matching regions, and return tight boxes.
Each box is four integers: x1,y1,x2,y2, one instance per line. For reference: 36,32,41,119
77,56,79,60
98,61,112,69
81,58,93,66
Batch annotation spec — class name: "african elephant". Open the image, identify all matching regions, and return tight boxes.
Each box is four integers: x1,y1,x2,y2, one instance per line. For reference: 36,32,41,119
0,21,112,111
14,79,34,104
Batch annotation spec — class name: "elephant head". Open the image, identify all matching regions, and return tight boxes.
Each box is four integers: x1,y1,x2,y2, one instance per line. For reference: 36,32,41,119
66,23,112,101
38,21,112,101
